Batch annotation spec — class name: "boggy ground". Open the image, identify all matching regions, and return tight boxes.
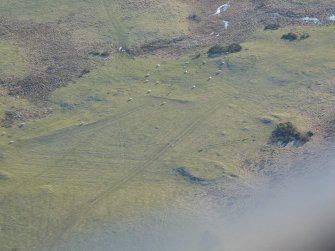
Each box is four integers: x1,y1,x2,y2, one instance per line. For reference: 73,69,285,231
0,0,334,250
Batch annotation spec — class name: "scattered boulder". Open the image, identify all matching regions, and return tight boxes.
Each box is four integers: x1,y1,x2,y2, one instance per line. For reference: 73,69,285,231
216,60,226,67
176,167,209,185
269,122,313,147
188,14,201,23
264,24,280,30
208,43,242,57
281,32,298,41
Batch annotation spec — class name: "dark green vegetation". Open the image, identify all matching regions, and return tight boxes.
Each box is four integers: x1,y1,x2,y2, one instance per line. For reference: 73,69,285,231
264,24,280,30
281,32,310,41
88,51,110,59
269,122,314,147
281,32,298,41
207,44,242,57
300,33,310,40
176,167,210,185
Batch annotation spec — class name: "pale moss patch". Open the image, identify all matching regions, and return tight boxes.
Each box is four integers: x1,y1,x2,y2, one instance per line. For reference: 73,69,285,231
0,40,29,78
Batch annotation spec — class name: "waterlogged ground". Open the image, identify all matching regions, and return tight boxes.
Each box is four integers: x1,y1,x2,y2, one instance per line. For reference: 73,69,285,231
0,0,335,250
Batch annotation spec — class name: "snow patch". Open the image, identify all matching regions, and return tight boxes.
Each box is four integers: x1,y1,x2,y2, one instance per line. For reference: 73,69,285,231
223,20,229,29
328,15,335,21
302,16,320,24
270,12,282,18
212,2,230,16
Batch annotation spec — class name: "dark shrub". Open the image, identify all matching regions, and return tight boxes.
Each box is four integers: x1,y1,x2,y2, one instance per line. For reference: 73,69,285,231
264,24,280,30
208,43,242,57
300,33,310,40
191,53,201,60
79,69,90,77
88,51,100,56
281,33,298,41
269,122,313,147
99,52,110,58
176,167,209,185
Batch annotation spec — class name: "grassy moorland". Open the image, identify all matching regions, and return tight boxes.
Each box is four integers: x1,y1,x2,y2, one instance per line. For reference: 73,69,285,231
0,0,334,250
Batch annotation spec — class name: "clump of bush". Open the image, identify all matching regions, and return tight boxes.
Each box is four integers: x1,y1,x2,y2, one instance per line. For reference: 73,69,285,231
88,51,110,58
264,23,280,30
176,167,209,185
281,32,310,42
281,32,298,41
299,33,310,40
269,122,313,147
207,43,242,57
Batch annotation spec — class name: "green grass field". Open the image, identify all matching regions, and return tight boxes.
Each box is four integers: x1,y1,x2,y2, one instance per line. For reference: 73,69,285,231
0,0,335,250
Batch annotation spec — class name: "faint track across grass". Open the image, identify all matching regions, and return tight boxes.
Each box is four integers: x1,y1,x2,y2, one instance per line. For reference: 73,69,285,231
42,99,224,251
101,0,128,48
0,104,154,202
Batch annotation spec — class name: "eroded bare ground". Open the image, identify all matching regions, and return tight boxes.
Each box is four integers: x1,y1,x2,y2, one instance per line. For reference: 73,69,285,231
0,17,103,100
0,15,112,126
